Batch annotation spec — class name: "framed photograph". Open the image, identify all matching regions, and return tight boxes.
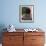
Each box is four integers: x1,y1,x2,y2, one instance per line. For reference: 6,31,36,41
19,5,34,23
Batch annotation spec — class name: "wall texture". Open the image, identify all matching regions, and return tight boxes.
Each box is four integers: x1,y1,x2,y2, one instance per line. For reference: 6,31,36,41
0,0,46,30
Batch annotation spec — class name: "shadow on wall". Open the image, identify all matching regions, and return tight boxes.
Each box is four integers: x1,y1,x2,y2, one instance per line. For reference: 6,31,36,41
0,24,7,43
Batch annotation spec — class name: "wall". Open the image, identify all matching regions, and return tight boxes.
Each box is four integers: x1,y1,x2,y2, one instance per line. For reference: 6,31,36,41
0,0,38,29
0,0,46,29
